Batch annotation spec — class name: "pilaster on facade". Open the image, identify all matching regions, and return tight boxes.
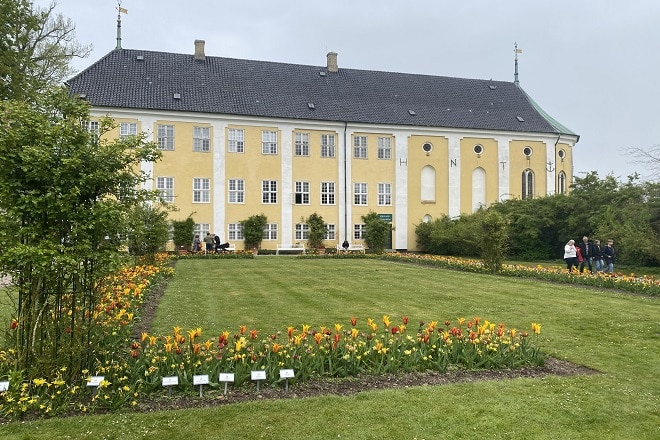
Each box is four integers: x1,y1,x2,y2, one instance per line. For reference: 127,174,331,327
279,125,294,245
337,123,349,242
213,121,228,238
139,116,158,192
394,131,409,250
447,135,461,218
545,137,556,196
497,136,511,201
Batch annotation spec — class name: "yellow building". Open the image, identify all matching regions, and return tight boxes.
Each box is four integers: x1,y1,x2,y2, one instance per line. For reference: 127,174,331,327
67,41,578,251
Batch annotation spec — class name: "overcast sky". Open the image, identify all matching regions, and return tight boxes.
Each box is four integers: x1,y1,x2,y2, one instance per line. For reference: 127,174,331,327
39,0,659,181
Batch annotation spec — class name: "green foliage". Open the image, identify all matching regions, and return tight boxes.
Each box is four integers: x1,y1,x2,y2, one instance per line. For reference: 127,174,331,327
126,204,170,258
0,88,161,377
172,216,195,250
0,0,90,101
362,211,393,253
240,213,268,249
414,214,481,257
305,212,326,251
480,210,508,272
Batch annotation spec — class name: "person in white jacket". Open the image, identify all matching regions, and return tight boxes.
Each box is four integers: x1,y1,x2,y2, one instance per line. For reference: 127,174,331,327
564,239,577,272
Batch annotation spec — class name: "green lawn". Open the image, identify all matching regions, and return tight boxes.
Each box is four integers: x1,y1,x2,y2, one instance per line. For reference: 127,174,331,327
1,258,659,439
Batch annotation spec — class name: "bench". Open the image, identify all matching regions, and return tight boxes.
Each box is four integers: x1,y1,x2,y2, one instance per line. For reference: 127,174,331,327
276,244,306,255
336,243,366,254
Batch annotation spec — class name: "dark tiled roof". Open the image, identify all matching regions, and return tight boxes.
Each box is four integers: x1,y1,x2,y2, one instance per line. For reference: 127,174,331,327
67,48,576,136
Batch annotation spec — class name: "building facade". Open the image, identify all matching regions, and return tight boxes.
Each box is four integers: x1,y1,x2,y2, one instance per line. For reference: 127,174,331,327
67,41,578,251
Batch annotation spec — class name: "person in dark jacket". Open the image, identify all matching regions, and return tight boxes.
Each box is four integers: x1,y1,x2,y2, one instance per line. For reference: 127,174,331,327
592,239,604,273
578,236,593,273
602,239,616,274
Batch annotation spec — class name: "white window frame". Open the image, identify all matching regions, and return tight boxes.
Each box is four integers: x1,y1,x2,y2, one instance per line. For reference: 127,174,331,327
377,137,392,160
193,126,211,152
156,177,174,203
228,223,243,241
295,223,309,240
321,134,336,158
354,182,368,205
194,223,210,238
83,120,99,134
263,223,278,240
353,224,366,240
228,179,245,203
157,124,175,150
262,131,278,155
522,169,534,200
321,182,335,205
262,180,278,204
119,122,137,140
378,183,392,206
228,128,244,153
324,224,336,240
193,178,211,203
295,132,310,156
294,181,310,205
353,135,367,159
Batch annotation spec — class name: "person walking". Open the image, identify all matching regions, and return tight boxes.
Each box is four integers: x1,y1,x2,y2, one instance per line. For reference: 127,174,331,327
592,239,604,273
602,239,616,274
564,239,578,272
579,236,593,273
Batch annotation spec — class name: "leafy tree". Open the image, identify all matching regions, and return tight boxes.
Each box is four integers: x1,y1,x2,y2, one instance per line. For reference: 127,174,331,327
0,88,161,377
172,216,196,251
480,210,508,272
240,214,268,250
0,0,91,100
362,211,392,254
305,213,326,252
126,203,170,258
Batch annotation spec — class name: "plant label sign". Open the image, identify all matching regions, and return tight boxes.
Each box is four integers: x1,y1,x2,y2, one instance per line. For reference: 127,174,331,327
0,381,8,392
219,373,235,383
86,376,104,387
193,375,209,386
251,370,266,381
162,376,178,387
279,369,295,379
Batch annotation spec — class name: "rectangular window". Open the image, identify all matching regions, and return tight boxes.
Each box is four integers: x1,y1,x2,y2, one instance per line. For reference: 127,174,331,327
263,223,278,240
262,180,277,204
378,183,392,206
157,125,175,150
193,178,210,203
83,120,99,134
119,122,137,140
156,177,174,203
294,133,310,156
228,179,245,203
295,223,309,240
262,131,278,155
294,181,310,204
353,135,367,159
228,128,244,153
321,182,335,205
228,223,243,241
194,223,210,238
377,137,392,159
353,224,366,240
324,224,336,240
354,182,368,205
193,126,210,152
321,134,336,158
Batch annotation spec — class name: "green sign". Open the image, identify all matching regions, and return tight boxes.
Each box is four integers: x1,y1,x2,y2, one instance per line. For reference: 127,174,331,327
378,213,393,222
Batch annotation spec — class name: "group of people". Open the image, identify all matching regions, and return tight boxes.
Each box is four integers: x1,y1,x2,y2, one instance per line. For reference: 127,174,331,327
192,233,231,253
564,236,615,274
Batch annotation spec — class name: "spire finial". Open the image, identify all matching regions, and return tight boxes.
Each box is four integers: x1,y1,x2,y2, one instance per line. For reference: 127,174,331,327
514,42,522,86
116,1,128,50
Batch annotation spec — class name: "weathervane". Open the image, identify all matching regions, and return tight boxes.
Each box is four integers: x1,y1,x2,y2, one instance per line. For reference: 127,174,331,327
116,1,128,50
514,42,522,86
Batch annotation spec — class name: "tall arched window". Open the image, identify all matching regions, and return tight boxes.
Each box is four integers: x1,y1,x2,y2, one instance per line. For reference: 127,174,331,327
522,169,534,200
472,167,486,212
421,165,436,202
558,171,566,194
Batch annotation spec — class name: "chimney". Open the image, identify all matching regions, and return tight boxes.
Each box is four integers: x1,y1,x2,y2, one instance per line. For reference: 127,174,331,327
194,40,206,61
327,52,338,73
